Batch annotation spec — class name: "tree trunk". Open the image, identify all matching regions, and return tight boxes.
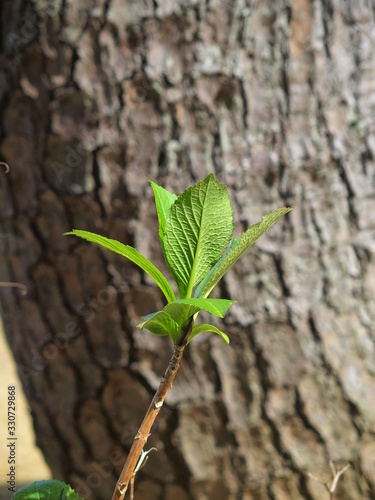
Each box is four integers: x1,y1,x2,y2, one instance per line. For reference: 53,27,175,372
1,1,374,498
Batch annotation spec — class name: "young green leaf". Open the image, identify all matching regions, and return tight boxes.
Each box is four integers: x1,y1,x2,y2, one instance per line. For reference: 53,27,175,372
163,302,200,327
138,304,199,343
65,230,176,304
176,298,235,318
12,480,83,500
188,324,230,344
198,207,292,299
164,173,234,298
137,311,158,328
138,310,181,342
150,181,177,250
137,300,232,344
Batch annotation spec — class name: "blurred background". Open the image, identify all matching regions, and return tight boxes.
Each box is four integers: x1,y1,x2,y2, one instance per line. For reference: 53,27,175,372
1,1,375,499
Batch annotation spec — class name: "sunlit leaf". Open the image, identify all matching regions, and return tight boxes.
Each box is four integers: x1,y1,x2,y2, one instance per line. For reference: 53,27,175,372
176,298,235,318
65,230,175,304
164,174,234,298
150,181,177,251
198,207,292,298
138,310,181,342
163,302,200,327
188,324,230,344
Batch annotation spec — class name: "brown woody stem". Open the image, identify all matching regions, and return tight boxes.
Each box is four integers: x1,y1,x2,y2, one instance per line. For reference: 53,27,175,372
111,320,193,500
0,282,28,295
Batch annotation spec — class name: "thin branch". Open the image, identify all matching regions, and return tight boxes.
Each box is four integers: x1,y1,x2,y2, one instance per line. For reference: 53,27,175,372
0,162,10,173
0,282,28,295
306,461,351,499
330,462,351,494
111,319,193,500
306,471,328,487
329,460,337,478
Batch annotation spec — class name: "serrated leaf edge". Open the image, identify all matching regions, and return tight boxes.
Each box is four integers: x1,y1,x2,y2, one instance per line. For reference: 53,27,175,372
198,207,291,298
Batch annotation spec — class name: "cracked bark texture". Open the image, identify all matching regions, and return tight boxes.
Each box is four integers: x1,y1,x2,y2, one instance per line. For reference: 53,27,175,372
1,1,375,499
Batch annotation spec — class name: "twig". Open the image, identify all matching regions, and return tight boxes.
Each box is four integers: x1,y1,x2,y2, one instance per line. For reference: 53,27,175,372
329,461,351,498
0,162,10,173
0,282,28,295
111,320,193,500
0,162,27,297
306,461,351,499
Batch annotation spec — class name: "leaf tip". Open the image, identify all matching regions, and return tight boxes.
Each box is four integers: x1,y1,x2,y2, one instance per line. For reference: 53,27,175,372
280,207,292,215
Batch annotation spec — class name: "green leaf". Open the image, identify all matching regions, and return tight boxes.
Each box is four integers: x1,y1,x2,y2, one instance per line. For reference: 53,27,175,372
198,207,292,298
163,173,234,298
137,311,158,328
176,298,235,318
65,230,176,304
12,480,83,500
138,304,199,343
163,302,200,327
188,324,230,344
138,310,181,342
195,238,240,298
137,299,233,343
150,181,177,250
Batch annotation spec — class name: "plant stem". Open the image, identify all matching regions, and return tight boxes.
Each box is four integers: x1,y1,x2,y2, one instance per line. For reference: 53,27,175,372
111,320,193,500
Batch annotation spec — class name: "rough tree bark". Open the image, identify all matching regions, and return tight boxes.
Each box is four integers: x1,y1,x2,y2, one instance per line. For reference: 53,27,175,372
1,1,374,499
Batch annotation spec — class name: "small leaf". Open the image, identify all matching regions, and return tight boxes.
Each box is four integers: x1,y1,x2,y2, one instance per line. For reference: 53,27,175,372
164,173,234,298
188,324,230,344
138,310,181,342
176,298,235,318
163,302,200,327
150,181,177,250
65,230,176,304
12,480,83,500
137,311,158,328
198,207,292,298
137,304,200,343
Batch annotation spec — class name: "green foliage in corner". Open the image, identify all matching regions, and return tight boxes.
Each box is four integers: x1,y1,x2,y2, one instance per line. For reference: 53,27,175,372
12,480,83,500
